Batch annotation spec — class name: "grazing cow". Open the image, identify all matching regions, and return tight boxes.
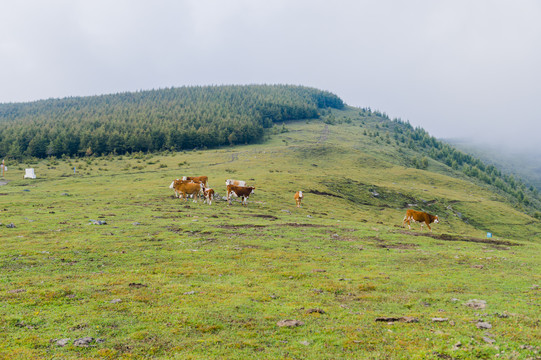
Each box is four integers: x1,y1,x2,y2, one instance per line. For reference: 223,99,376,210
225,179,246,187
227,184,255,206
403,209,439,231
169,179,183,198
169,179,195,198
294,191,303,208
182,176,208,187
204,188,215,205
174,181,204,202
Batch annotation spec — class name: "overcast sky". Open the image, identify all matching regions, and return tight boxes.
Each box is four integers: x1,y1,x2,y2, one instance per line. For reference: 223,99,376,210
1,1,540,151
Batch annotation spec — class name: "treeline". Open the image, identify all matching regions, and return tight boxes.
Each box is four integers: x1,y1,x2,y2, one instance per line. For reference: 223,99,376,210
0,85,344,159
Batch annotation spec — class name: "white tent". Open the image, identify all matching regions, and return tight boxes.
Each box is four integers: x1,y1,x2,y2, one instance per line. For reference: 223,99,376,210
24,168,36,179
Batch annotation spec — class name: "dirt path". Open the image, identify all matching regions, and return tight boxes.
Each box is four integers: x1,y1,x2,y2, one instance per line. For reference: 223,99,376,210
317,124,329,143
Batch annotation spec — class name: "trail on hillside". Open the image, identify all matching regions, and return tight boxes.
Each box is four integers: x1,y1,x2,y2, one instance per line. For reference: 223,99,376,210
317,124,329,143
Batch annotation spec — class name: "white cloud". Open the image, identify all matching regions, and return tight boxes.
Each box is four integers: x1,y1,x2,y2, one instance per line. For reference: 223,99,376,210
0,0,540,150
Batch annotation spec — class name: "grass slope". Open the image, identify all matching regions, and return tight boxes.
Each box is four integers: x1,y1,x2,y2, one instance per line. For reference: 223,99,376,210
1,112,540,359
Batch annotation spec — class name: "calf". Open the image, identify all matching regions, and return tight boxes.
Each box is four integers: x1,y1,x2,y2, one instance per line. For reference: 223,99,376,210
204,188,215,205
227,184,255,206
403,209,439,231
294,191,303,208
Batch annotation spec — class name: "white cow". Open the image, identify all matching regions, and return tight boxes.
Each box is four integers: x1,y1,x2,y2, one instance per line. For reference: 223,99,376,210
225,179,246,187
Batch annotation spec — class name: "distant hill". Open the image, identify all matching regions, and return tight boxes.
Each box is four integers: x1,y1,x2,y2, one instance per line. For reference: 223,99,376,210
0,84,539,217
0,85,343,158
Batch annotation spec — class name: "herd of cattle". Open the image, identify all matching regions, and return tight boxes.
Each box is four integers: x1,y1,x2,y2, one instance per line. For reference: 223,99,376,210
168,176,439,231
168,176,263,207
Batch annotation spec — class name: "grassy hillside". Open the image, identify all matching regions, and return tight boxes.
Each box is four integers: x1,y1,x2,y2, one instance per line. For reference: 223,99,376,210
1,110,540,359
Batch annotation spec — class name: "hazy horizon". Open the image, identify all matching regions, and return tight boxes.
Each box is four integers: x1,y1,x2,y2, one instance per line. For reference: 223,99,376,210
1,1,540,152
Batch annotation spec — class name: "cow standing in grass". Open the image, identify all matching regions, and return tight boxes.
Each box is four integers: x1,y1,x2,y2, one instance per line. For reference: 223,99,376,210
403,209,439,231
204,188,215,205
173,180,204,202
169,179,192,198
227,185,255,206
294,191,303,208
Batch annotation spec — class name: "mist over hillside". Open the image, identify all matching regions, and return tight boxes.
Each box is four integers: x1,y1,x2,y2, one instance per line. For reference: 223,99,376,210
444,138,541,191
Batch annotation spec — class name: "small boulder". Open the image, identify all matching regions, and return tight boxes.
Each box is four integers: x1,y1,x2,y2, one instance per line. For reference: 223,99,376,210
89,220,107,225
306,308,325,314
465,299,487,310
55,338,70,347
73,337,94,347
277,319,304,327
476,321,492,330
431,318,449,322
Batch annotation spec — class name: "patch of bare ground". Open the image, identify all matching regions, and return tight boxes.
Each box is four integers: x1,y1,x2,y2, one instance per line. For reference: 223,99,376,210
377,242,419,250
279,223,329,228
248,214,278,220
216,224,267,229
397,230,520,247
306,189,342,198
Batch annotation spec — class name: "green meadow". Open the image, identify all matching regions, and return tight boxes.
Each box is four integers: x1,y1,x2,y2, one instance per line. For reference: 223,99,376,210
1,114,540,359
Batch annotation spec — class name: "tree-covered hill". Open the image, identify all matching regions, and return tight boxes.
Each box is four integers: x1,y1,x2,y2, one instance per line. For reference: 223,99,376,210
1,84,539,215
0,85,343,158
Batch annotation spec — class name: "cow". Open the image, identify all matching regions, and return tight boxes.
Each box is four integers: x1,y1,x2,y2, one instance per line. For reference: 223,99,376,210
173,180,204,202
403,209,439,231
169,179,195,198
182,176,208,187
227,184,255,206
204,188,215,205
225,179,246,187
169,179,184,198
294,191,303,208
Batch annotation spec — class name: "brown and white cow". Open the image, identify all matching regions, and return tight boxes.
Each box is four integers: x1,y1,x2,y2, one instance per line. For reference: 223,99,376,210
169,179,192,198
403,209,439,231
203,188,215,205
174,180,204,202
225,179,246,187
294,191,303,208
182,176,208,187
227,184,255,206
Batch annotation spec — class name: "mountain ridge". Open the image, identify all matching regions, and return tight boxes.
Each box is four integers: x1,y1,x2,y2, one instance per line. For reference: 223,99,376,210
0,84,539,219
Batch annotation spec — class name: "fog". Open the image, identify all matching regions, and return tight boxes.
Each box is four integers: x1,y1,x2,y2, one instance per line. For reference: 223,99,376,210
1,0,540,151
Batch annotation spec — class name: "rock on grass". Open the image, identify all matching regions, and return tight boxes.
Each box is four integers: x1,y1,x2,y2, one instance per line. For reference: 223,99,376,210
277,319,304,327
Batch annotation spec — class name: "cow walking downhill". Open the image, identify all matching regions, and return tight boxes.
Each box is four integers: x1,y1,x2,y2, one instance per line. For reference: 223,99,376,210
403,209,439,231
